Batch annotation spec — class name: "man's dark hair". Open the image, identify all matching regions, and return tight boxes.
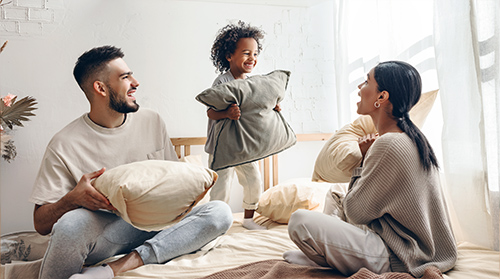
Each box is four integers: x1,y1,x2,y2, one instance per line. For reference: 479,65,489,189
73,45,124,93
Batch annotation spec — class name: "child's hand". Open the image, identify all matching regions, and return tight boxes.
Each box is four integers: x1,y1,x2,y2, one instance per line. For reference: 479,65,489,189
226,104,241,120
273,103,281,112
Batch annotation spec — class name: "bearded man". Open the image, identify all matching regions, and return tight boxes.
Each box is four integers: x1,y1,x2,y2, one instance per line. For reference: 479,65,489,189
30,45,232,279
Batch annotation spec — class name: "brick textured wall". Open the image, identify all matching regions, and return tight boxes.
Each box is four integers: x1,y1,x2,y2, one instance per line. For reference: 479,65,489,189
0,0,60,36
262,8,336,134
0,1,335,134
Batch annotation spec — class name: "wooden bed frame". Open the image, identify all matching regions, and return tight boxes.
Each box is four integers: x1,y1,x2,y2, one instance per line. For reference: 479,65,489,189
170,133,332,191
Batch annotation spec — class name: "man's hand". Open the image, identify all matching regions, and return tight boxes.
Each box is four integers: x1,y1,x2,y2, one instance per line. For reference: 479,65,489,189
66,168,115,211
33,168,115,235
358,133,379,159
225,104,241,120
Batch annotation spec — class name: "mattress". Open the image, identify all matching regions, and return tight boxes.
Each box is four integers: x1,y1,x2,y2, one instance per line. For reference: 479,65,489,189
1,212,498,279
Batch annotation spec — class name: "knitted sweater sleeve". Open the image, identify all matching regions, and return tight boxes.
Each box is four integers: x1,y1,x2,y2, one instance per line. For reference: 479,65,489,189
343,133,421,224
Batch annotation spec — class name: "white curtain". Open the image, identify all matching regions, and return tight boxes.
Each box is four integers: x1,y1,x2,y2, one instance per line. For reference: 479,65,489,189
473,0,500,251
332,0,439,125
332,0,499,250
434,0,498,250
332,0,350,127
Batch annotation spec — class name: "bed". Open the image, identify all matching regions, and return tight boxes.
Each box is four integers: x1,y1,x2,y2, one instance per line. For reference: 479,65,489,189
1,133,499,279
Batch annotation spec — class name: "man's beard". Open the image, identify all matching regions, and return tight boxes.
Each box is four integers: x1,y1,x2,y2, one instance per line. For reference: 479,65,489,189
108,85,139,113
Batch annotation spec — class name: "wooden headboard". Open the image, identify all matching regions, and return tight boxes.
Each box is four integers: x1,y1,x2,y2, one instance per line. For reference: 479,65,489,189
170,133,332,191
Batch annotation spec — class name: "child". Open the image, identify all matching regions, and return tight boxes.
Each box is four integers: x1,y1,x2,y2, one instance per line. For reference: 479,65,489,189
206,21,278,230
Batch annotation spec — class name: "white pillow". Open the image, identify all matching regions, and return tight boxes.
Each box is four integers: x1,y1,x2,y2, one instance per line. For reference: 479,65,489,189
408,89,439,128
1,231,50,264
256,178,347,224
180,154,211,206
312,89,438,183
93,160,217,231
312,115,376,183
180,154,204,167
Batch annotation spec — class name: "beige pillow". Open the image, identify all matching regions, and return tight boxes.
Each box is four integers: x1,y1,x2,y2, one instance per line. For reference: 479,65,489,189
312,89,438,183
312,116,376,183
93,160,217,231
1,231,50,264
180,154,204,167
180,154,211,206
256,178,347,224
409,89,439,128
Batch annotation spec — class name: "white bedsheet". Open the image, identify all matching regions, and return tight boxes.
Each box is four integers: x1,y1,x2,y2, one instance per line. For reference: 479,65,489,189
112,213,296,278
1,213,499,279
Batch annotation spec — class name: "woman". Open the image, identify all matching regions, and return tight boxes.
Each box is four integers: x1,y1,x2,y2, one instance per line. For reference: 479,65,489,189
284,61,457,277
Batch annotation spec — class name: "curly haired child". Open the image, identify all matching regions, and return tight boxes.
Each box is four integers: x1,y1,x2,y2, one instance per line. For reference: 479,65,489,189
206,21,279,230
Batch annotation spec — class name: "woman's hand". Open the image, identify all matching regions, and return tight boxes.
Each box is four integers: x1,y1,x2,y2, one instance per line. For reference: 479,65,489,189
358,133,379,159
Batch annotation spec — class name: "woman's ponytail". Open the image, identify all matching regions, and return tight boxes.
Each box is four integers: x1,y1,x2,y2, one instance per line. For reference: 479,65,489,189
397,114,438,171
375,61,439,171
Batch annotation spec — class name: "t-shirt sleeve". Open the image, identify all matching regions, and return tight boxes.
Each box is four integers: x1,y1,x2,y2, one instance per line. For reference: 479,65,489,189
163,129,179,162
156,113,178,162
29,146,78,205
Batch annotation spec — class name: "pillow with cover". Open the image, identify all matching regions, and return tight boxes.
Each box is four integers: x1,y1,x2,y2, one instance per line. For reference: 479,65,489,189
196,70,296,171
256,178,348,224
93,160,217,231
312,89,439,183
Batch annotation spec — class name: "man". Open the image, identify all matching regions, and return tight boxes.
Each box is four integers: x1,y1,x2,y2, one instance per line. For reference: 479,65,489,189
30,45,233,279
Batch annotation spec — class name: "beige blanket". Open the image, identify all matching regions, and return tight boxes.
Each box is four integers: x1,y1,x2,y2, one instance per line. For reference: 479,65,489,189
2,215,499,279
199,259,445,279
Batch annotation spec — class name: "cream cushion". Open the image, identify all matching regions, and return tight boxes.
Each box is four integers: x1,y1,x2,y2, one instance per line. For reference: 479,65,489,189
1,231,50,264
256,178,347,224
408,89,439,128
312,89,438,183
93,160,217,231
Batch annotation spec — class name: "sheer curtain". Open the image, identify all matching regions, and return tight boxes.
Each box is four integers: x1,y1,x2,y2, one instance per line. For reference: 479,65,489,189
434,0,498,250
331,0,441,166
332,0,439,125
332,0,499,250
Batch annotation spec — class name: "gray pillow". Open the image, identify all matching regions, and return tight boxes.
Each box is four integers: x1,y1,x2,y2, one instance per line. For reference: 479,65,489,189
196,70,296,171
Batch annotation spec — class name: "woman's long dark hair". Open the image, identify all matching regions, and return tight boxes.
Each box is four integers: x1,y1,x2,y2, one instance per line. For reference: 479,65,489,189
374,61,439,171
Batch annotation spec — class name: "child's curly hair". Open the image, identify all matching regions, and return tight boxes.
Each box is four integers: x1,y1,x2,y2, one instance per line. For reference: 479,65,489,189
211,21,265,74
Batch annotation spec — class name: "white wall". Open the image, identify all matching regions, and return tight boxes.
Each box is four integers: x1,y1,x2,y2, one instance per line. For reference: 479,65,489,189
0,0,335,234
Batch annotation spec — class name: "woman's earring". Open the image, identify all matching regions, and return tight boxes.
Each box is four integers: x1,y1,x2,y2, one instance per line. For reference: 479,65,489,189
374,102,380,108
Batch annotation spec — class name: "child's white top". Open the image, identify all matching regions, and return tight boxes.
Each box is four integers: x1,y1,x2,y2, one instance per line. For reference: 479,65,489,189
205,71,236,154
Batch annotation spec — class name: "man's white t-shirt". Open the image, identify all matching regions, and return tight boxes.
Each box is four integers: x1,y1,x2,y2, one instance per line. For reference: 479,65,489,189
30,108,178,205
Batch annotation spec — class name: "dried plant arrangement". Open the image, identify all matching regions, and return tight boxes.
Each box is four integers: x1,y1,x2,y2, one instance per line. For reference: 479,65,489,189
0,40,38,162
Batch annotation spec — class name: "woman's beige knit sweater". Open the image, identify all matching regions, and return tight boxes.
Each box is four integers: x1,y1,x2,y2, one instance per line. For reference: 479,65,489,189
343,132,457,277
